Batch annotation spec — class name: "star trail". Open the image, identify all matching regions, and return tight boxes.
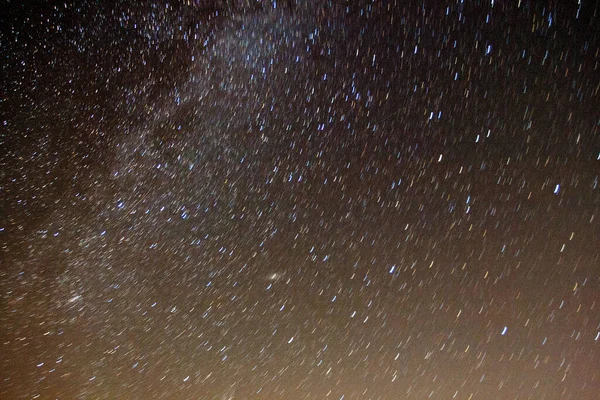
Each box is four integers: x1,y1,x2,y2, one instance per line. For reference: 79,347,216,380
1,1,599,399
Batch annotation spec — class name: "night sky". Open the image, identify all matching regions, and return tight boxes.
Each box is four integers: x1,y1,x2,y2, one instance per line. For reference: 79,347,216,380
1,1,600,399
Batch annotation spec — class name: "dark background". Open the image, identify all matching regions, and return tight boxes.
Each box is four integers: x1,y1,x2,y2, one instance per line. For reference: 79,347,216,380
1,1,599,399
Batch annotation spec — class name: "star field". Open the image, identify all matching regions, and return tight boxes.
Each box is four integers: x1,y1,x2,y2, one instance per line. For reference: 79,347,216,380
1,1,599,399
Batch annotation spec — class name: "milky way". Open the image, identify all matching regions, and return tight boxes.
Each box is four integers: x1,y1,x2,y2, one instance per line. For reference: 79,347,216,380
1,1,599,399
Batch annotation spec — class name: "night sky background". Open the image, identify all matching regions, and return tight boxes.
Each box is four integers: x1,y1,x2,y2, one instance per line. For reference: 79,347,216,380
1,0,600,399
